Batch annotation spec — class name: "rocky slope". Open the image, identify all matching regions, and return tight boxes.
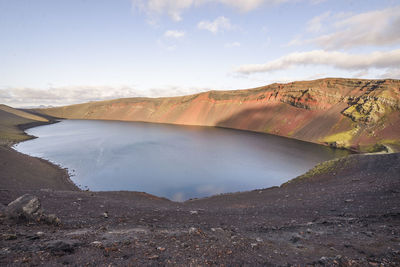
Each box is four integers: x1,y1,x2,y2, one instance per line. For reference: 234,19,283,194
1,152,399,266
36,78,400,152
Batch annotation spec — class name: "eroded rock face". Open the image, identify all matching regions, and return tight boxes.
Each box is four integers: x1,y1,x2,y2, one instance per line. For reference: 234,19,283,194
342,96,391,123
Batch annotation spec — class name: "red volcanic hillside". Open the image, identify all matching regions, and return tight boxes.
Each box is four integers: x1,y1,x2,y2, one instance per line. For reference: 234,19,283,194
35,78,400,152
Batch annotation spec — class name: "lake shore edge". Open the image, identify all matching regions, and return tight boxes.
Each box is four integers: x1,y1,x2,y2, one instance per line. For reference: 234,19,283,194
1,119,400,266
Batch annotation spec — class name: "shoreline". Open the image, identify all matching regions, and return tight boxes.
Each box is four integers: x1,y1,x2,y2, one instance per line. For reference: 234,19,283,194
12,118,354,201
1,118,400,265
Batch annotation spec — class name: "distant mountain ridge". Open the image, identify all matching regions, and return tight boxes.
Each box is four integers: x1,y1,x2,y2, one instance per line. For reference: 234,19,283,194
34,78,400,152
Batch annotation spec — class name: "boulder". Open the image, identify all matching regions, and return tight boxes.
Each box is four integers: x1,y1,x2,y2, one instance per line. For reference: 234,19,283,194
5,194,41,221
5,194,61,225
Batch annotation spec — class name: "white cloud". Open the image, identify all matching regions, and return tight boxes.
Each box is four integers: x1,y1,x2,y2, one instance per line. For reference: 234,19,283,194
225,41,241,48
309,0,327,4
0,85,211,108
197,16,232,34
306,11,330,33
235,49,400,74
292,6,400,49
132,0,297,21
218,0,289,12
132,0,194,21
164,30,185,38
380,68,400,79
0,86,141,107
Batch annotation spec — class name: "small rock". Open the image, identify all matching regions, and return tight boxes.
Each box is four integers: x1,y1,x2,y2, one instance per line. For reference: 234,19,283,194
91,241,103,248
343,242,351,248
42,214,61,225
36,231,45,236
256,237,263,242
103,212,109,218
148,255,159,260
362,231,373,237
250,243,258,248
345,199,354,203
1,247,10,254
290,234,302,243
319,256,328,263
157,247,165,251
189,210,198,215
188,227,198,234
46,240,79,255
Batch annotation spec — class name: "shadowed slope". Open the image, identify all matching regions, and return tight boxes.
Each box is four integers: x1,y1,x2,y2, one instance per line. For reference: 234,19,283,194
35,78,400,152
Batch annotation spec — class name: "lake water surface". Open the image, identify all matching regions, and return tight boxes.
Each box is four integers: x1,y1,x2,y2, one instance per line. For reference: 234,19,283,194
14,120,349,201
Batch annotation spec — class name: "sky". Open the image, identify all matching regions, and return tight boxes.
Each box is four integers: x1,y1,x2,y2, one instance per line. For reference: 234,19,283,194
1,0,400,107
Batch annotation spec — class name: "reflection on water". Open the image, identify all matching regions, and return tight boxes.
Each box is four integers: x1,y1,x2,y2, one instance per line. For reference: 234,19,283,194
14,120,350,201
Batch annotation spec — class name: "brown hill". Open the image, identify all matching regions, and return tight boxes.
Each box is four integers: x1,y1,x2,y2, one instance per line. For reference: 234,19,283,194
0,105,48,145
36,78,400,152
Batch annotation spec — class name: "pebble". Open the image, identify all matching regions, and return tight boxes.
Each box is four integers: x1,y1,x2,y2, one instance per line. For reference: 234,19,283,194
211,227,224,233
188,227,198,234
91,241,103,248
148,255,159,260
290,234,302,243
189,210,198,215
319,256,328,263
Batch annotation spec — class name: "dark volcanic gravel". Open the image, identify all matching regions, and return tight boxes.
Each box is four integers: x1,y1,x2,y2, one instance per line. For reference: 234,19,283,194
1,146,400,266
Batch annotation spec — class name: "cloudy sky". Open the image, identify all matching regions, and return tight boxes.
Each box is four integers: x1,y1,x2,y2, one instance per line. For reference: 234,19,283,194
1,0,399,107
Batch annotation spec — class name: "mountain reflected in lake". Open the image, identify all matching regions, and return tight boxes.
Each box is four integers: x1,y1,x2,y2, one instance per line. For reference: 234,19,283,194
14,120,350,201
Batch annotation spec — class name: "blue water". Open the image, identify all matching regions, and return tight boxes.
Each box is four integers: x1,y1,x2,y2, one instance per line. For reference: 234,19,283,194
14,120,349,201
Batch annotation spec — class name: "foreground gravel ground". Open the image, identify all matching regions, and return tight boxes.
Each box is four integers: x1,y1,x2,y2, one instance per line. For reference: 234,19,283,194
1,148,400,266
